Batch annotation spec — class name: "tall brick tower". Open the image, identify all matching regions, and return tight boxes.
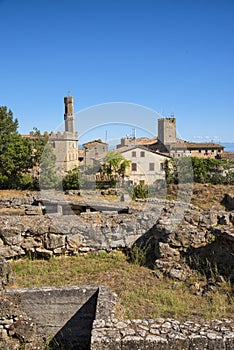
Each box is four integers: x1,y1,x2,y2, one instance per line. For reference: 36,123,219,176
64,96,75,133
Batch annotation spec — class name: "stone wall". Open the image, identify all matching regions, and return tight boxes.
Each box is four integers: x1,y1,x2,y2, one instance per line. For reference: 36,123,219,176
0,196,234,348
4,285,116,349
91,318,234,350
0,255,118,350
0,208,158,259
0,199,233,284
1,285,234,349
0,257,233,350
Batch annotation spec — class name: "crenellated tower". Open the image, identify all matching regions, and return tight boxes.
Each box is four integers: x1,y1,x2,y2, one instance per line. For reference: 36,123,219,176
49,96,79,171
158,117,177,145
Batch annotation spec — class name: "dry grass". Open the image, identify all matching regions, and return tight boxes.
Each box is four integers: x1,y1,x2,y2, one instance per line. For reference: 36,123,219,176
167,183,234,211
0,189,39,198
10,252,234,321
191,183,234,210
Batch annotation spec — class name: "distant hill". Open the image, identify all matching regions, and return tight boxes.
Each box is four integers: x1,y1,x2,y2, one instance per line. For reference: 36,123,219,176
222,142,234,152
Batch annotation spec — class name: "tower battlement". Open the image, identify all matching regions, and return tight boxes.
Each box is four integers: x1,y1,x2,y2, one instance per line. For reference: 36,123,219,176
158,117,176,144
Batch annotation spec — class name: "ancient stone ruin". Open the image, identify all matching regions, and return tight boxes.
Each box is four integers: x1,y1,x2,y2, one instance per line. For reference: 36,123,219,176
0,194,233,349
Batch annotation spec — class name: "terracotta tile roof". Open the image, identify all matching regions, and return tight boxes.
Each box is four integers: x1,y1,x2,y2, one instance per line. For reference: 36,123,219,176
83,139,107,147
184,141,224,150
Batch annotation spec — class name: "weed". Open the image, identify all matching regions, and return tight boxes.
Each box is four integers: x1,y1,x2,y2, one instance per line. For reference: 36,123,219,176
126,238,154,267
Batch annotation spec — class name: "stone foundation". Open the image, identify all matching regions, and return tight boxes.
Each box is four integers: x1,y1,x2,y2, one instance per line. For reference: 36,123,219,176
1,285,233,349
91,318,234,350
2,285,117,349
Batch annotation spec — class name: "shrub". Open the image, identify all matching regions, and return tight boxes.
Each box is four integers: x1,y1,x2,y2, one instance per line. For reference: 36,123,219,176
130,183,148,199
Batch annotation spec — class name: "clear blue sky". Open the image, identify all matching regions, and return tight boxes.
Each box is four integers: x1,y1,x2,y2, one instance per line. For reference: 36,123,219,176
0,0,233,142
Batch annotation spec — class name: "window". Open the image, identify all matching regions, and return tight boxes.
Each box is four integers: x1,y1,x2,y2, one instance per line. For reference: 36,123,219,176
160,163,164,171
132,151,136,157
198,149,201,153
131,163,137,171
140,151,145,157
149,163,155,171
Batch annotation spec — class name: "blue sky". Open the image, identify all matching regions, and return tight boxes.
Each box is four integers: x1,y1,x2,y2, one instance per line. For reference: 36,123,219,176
0,0,234,142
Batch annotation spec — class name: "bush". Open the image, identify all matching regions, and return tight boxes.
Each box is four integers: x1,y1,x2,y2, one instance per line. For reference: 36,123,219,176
165,157,234,185
130,183,148,200
62,167,85,191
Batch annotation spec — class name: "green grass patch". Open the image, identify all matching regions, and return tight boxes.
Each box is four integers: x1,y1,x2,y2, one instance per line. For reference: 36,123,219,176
10,252,233,321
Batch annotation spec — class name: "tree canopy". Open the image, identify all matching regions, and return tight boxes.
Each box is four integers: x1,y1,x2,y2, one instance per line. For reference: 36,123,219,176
39,143,59,190
0,107,32,188
101,151,131,180
165,157,234,185
0,106,48,189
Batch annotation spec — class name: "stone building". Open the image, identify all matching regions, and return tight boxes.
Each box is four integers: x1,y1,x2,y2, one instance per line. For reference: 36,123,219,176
82,139,108,167
116,145,170,185
49,96,79,171
135,117,225,159
155,117,224,158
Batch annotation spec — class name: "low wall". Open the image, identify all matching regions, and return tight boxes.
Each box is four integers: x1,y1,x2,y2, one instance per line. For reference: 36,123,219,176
0,210,157,259
91,318,234,350
1,287,234,349
4,285,117,349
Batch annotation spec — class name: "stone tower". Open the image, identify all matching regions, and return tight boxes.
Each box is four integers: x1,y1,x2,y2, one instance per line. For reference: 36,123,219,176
49,96,78,171
158,117,177,145
64,96,75,133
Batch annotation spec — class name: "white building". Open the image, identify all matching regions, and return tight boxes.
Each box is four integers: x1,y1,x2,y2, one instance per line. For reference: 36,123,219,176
117,145,170,185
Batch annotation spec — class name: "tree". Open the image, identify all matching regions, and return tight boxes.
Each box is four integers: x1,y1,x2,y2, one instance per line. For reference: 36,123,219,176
39,143,60,190
62,167,86,191
165,156,234,185
192,157,208,183
101,151,131,182
0,106,33,188
29,127,49,169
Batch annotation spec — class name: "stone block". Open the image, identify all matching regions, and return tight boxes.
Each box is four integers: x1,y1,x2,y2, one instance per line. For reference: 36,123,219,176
45,233,65,249
66,233,83,250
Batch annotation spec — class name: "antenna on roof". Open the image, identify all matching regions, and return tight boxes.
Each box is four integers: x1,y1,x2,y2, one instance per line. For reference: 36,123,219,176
132,128,136,145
